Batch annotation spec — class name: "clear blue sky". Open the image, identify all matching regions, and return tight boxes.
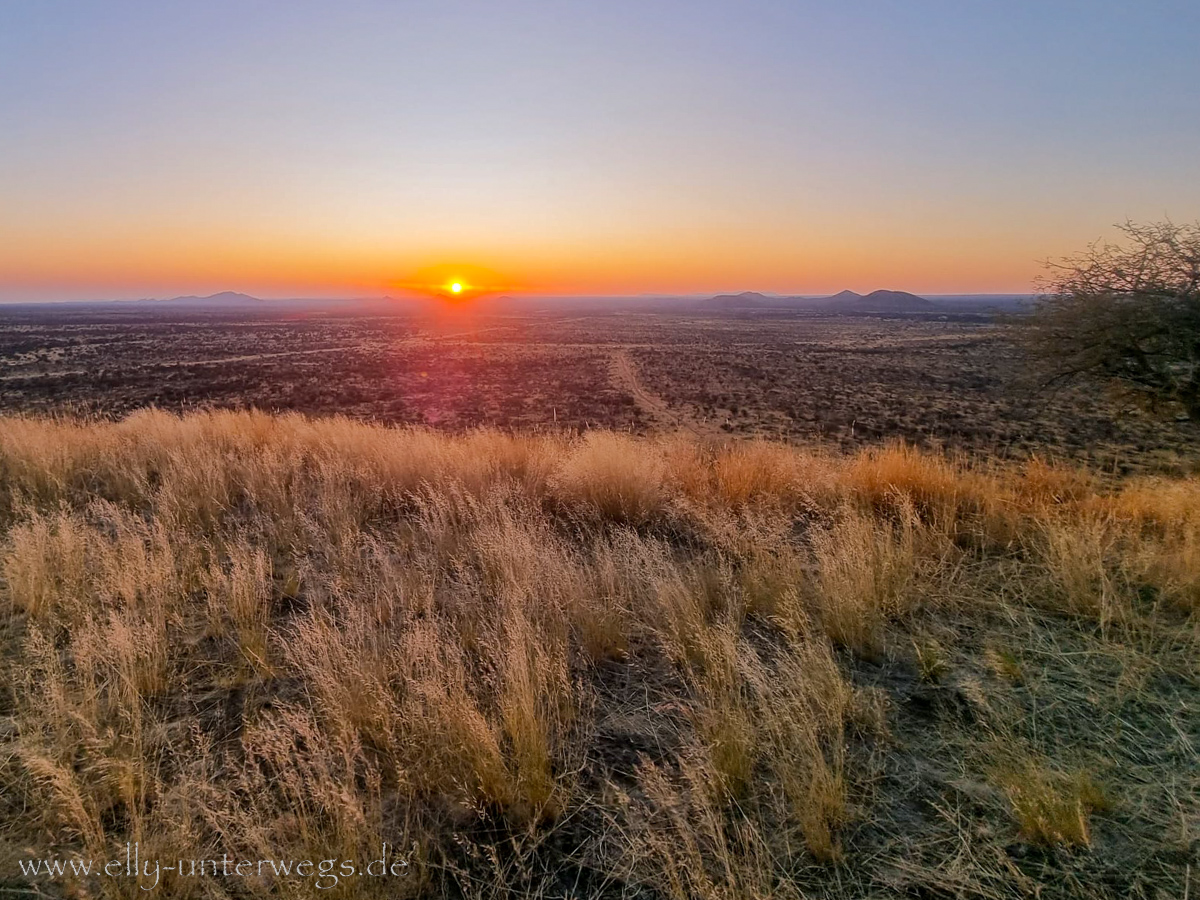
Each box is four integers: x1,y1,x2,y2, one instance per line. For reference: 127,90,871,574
2,0,1197,299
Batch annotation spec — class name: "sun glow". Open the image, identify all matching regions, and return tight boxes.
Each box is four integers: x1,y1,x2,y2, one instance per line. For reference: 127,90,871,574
392,265,513,300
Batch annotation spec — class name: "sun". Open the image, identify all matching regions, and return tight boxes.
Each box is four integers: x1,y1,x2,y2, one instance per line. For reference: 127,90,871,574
397,265,510,300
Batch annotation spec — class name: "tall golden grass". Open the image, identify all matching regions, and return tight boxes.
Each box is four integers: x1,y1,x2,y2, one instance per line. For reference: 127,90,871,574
0,410,1196,898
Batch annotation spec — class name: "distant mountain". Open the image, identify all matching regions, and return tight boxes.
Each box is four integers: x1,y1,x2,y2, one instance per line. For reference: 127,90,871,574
706,288,935,312
845,289,935,311
824,289,863,303
165,291,262,305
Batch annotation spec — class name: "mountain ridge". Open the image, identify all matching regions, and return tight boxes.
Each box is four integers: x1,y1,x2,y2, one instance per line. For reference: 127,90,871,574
707,288,934,311
164,291,263,304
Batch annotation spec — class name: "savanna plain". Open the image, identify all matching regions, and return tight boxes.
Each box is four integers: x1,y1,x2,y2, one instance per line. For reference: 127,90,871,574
0,305,1197,899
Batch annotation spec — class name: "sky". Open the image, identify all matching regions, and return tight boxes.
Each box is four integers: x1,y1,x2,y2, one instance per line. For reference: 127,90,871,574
1,0,1198,301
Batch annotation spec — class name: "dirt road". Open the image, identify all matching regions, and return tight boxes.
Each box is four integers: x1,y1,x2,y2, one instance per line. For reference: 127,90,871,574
609,348,720,436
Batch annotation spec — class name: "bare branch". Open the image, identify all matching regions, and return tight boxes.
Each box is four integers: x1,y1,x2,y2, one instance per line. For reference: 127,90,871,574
1013,220,1200,422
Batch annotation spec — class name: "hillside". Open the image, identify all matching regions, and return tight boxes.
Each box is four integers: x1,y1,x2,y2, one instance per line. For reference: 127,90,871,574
825,289,864,302
848,289,936,311
0,411,1196,899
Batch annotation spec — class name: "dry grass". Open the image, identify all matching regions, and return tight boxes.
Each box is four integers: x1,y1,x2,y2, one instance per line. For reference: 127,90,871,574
993,759,1111,848
0,410,1196,899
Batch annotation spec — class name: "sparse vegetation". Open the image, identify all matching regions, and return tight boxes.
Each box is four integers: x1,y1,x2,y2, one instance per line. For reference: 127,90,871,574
3,305,1198,471
0,410,1196,898
1020,220,1200,421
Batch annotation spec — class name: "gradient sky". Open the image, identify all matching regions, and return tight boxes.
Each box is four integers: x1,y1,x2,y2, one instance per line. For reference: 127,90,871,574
2,0,1198,300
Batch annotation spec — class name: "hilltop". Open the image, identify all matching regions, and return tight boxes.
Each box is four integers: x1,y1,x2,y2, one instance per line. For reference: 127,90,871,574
1,410,1195,899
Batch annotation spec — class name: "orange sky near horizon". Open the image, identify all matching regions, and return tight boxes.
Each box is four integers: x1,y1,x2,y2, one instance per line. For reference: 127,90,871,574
0,216,1094,300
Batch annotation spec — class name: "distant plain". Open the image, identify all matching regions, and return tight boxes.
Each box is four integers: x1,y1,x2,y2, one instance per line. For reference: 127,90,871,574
2,303,1196,473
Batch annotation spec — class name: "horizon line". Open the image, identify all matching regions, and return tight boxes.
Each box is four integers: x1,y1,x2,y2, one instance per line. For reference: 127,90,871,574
0,288,1038,306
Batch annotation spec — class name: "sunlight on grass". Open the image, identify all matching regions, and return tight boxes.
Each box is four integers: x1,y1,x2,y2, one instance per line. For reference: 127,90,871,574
0,411,1196,898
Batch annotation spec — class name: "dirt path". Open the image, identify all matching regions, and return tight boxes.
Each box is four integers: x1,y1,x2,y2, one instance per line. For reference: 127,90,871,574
609,349,715,436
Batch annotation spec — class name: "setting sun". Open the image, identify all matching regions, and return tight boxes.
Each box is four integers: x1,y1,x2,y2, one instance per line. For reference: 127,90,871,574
450,282,463,294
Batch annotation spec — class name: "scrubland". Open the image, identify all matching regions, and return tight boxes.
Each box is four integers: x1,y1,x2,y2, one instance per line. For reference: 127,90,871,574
0,410,1196,898
5,308,1198,468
